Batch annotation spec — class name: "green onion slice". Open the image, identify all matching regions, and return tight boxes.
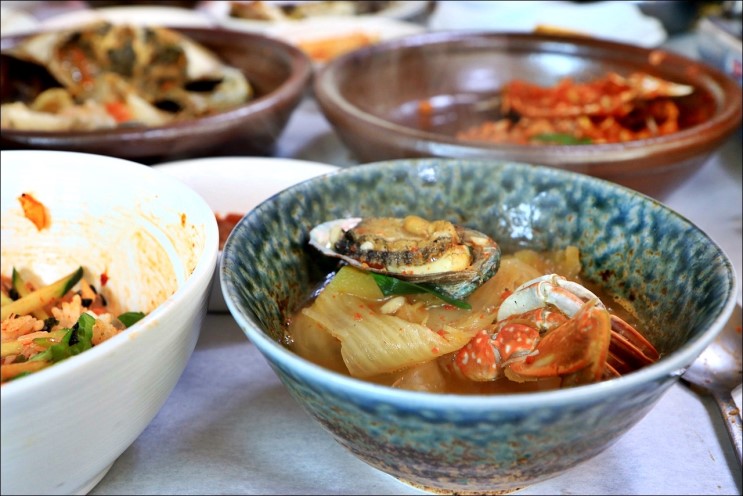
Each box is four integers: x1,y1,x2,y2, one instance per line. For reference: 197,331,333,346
532,133,593,145
371,273,472,310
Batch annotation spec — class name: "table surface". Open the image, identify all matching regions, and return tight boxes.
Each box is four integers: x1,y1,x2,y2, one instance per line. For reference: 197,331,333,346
6,2,739,494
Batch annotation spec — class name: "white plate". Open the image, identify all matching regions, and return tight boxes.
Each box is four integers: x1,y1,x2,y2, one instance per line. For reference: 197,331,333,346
201,2,425,62
152,156,339,311
200,0,430,27
428,0,667,48
39,5,215,29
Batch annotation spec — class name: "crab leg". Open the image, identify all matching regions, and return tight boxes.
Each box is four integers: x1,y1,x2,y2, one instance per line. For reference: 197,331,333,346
608,314,660,374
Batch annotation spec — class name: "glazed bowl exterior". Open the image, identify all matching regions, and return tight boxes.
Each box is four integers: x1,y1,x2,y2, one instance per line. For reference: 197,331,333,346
221,158,737,494
0,27,313,162
313,31,743,200
1,150,219,495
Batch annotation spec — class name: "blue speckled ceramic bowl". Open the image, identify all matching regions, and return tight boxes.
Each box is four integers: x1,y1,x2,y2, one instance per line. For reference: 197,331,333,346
220,158,737,494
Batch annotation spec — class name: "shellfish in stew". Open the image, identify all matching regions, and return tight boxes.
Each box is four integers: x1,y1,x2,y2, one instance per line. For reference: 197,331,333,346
291,216,660,394
309,216,501,300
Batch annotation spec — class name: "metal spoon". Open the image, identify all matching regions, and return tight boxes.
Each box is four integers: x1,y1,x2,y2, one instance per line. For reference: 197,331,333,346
682,304,742,465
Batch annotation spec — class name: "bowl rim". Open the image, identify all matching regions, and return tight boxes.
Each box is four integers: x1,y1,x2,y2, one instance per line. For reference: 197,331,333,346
314,30,743,163
222,157,739,409
0,26,314,145
0,149,220,398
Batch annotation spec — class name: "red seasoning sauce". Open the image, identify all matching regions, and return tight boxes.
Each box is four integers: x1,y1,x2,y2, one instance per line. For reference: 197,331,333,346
216,212,243,250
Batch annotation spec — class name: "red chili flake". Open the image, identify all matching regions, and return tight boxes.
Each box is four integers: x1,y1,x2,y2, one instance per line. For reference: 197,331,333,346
442,304,455,310
180,213,187,227
353,312,363,321
100,272,109,287
431,347,440,354
436,329,447,337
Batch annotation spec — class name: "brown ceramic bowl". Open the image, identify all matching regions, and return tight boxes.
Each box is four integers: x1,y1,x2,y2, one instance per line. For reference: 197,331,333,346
0,27,313,163
314,31,742,199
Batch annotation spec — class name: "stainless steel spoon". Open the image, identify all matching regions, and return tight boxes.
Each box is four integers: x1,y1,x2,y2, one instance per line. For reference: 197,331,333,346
682,304,742,465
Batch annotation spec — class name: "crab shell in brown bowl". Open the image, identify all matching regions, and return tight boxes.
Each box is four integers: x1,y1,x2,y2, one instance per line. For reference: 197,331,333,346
313,31,742,200
0,23,313,162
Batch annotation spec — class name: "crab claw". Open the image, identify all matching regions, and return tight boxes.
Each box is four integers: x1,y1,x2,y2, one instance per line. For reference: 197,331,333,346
451,323,540,382
505,299,611,385
451,329,499,382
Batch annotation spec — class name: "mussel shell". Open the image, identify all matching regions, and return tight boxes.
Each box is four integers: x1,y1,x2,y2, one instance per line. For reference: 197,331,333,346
309,218,501,299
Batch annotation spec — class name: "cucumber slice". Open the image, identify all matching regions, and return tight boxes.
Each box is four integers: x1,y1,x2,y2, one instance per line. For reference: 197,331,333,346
1,267,83,321
12,268,50,320
0,292,13,307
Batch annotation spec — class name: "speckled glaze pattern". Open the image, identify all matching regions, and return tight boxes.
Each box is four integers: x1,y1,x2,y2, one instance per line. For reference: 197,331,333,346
221,159,737,494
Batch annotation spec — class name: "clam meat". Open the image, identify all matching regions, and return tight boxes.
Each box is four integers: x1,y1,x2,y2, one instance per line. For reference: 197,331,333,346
309,216,501,299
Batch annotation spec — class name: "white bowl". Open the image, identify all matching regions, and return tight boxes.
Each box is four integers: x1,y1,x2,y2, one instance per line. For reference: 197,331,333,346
152,156,338,312
1,150,219,495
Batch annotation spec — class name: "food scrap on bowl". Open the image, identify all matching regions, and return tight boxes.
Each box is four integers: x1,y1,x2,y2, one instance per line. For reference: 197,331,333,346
18,193,49,231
